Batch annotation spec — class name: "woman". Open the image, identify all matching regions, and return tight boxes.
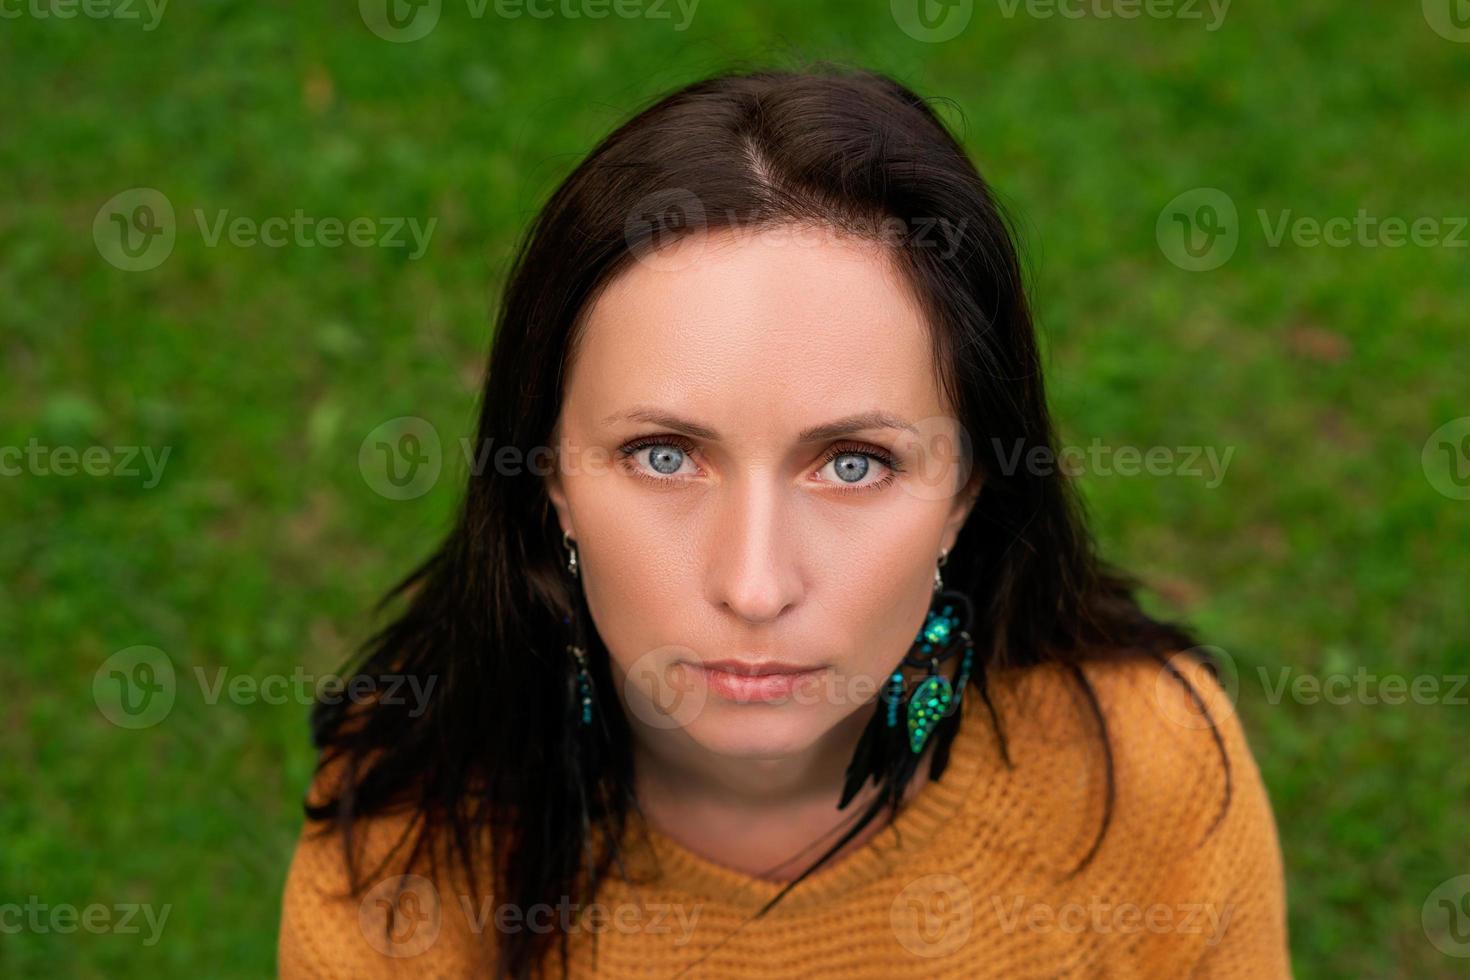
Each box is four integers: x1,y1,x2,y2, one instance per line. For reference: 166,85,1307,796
278,66,1290,978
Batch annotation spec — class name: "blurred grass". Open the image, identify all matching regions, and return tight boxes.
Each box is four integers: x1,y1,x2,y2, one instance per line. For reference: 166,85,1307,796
2,1,1467,976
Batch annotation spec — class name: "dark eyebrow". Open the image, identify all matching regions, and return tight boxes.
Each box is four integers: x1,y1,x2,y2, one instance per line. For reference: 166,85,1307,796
601,407,918,443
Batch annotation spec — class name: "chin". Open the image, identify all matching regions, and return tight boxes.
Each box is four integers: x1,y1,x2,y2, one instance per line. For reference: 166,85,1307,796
682,702,845,759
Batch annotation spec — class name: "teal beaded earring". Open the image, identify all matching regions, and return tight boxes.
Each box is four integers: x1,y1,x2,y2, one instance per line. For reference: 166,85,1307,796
891,550,975,754
563,531,594,728
898,597,975,754
567,640,593,727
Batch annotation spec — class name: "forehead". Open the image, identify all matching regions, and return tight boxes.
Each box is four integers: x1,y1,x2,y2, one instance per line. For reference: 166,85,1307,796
565,225,945,437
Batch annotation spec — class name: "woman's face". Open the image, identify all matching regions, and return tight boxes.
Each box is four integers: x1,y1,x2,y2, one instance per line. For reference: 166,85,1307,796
546,224,978,761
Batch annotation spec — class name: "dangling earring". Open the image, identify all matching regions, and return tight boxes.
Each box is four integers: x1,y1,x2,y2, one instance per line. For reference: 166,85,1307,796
898,589,974,754
567,638,594,727
898,549,953,741
562,531,593,727
563,529,579,578
841,550,975,809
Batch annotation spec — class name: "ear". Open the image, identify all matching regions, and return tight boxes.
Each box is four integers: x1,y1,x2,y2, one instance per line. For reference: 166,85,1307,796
544,470,573,539
939,470,983,555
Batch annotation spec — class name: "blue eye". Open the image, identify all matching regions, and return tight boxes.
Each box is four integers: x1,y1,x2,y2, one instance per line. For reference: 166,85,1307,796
817,446,896,490
619,437,698,479
645,444,685,475
830,452,870,483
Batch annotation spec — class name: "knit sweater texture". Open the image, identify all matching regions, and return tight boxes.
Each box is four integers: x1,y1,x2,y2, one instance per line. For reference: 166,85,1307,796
278,652,1291,977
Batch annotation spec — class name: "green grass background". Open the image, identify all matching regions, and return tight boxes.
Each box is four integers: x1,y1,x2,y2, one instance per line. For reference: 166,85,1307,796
2,0,1467,976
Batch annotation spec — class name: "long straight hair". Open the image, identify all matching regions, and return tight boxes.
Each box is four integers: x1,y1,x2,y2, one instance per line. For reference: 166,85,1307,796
307,64,1230,979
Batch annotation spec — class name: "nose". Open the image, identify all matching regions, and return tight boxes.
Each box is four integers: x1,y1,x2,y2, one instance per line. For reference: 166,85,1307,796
704,473,803,625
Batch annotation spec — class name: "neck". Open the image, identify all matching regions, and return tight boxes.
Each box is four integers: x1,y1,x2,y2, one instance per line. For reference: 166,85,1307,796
626,707,940,882
630,707,872,813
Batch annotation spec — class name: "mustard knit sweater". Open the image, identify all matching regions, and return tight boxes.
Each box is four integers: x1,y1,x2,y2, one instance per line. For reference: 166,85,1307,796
277,653,1292,978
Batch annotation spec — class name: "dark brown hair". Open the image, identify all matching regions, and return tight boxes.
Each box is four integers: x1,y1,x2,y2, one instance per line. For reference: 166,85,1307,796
307,63,1229,979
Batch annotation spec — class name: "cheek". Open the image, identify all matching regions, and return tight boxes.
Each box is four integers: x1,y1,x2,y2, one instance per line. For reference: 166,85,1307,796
825,553,934,687
564,473,693,671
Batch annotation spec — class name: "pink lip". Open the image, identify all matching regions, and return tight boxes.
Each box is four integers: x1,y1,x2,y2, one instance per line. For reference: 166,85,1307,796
692,659,827,703
700,659,815,676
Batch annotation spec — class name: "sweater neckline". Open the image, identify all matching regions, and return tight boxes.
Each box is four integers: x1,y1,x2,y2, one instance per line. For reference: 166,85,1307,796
626,684,991,913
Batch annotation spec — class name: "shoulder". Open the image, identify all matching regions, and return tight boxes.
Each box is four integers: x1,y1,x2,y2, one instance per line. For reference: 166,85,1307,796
991,650,1276,843
277,754,492,978
1077,650,1269,850
1089,650,1291,969
977,651,1290,969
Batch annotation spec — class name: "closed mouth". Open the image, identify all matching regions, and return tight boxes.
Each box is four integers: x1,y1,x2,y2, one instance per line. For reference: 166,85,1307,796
696,659,823,676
